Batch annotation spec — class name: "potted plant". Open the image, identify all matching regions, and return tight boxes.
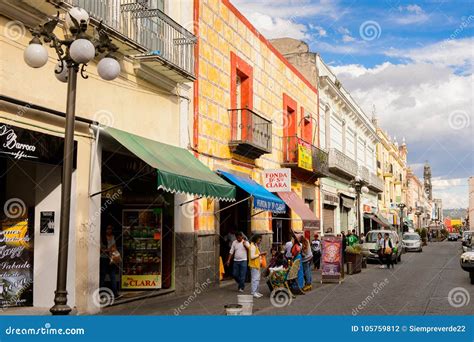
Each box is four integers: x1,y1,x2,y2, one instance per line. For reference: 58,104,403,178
420,228,428,246
345,244,362,273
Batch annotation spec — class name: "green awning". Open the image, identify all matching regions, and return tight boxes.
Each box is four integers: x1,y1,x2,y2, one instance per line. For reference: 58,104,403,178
104,127,236,201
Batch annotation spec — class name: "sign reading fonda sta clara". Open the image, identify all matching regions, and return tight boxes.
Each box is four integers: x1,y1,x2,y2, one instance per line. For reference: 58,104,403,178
263,168,291,192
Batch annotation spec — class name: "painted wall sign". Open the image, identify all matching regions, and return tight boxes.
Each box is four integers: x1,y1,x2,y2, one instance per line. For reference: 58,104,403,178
263,168,291,192
121,275,161,290
40,211,54,235
297,139,312,171
321,235,343,283
0,124,77,167
0,215,33,308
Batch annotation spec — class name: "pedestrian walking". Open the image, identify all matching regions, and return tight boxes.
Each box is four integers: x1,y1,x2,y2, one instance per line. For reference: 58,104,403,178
300,236,313,291
248,234,266,298
226,231,250,292
347,230,358,246
376,232,385,268
100,225,121,299
289,233,305,294
284,238,293,259
311,233,321,270
382,233,394,269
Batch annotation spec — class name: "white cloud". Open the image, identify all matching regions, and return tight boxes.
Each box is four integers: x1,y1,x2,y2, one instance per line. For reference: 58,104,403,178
244,12,310,40
385,38,474,73
232,0,342,20
232,0,344,41
342,34,355,42
432,177,469,209
309,24,327,37
393,4,429,24
338,26,351,35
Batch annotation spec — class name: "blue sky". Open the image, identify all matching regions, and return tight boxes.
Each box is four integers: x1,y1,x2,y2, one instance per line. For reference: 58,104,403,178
233,0,473,209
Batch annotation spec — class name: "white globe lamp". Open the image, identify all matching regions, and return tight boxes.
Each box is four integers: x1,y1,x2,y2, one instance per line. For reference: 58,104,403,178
69,38,95,64
24,41,48,68
66,7,89,29
54,62,69,83
97,57,121,80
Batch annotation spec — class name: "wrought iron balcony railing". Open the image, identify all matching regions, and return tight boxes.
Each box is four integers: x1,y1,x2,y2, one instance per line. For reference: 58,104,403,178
369,172,384,192
358,165,370,183
62,0,196,81
228,108,272,159
282,136,329,178
328,148,358,179
312,144,329,178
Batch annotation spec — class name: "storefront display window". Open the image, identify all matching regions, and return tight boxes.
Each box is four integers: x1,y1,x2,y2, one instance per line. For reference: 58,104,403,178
122,209,162,290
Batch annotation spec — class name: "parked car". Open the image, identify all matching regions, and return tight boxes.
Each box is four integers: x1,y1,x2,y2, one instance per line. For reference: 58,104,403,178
460,251,474,284
402,232,422,252
361,230,403,263
462,231,473,243
448,233,458,241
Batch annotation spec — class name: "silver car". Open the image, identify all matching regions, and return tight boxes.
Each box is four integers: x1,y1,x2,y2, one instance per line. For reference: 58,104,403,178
361,230,403,263
402,232,422,252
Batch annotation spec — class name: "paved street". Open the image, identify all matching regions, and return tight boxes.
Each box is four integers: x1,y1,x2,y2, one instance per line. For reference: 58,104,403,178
102,240,473,316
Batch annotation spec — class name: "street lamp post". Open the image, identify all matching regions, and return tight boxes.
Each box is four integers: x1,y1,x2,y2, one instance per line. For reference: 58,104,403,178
24,8,121,315
349,176,369,235
397,203,406,233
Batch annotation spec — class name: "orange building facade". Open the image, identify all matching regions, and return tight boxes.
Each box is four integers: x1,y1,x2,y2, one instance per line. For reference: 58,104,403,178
191,0,326,283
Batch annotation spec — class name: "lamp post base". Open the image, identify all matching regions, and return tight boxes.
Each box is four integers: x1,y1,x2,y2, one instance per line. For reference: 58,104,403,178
50,290,72,315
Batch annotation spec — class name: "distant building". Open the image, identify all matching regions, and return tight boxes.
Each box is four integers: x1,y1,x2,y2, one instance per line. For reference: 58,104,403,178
432,198,443,224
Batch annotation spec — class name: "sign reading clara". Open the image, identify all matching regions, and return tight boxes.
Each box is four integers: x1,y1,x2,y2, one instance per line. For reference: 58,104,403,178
263,168,291,192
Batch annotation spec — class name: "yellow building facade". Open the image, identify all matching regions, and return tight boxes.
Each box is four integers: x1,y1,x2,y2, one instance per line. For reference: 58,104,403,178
192,0,322,281
376,126,408,227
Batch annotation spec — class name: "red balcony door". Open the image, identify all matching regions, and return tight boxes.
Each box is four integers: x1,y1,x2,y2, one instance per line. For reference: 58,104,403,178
230,52,253,142
301,107,313,144
283,94,297,162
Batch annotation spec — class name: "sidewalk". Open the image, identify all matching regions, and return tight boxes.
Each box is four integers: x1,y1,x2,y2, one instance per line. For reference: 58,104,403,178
0,263,383,316
101,267,340,315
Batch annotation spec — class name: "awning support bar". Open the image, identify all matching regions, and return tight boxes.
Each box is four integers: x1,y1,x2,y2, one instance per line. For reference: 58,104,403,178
214,196,252,214
251,210,266,217
179,196,203,206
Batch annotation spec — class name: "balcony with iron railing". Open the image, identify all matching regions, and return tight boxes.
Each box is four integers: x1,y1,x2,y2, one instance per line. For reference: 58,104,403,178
282,136,329,180
327,148,358,179
368,172,384,192
358,165,370,183
59,0,196,82
228,108,272,159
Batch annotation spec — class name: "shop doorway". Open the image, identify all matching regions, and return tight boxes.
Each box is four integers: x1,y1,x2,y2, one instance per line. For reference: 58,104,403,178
99,148,174,299
218,187,250,280
323,205,335,234
272,212,291,248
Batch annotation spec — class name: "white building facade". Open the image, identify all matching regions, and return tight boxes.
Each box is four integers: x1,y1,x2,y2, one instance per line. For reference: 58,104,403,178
316,57,383,235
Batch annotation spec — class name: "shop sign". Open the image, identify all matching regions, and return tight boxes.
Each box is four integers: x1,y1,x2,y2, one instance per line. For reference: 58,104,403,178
263,168,291,192
121,275,161,289
0,216,33,308
363,205,372,213
0,124,77,166
297,139,312,171
254,198,286,213
40,211,54,235
321,236,343,282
